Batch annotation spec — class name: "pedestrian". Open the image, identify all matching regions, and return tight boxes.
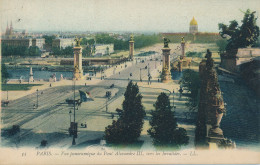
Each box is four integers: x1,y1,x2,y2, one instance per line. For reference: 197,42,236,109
111,113,114,119
179,87,183,99
158,78,160,82
50,83,52,87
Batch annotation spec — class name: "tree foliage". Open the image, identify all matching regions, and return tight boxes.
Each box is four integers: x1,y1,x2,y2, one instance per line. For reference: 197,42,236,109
43,35,56,50
179,69,200,112
104,81,146,144
1,62,9,83
185,51,203,58
147,93,189,147
219,9,260,53
51,46,73,56
81,38,95,45
216,39,228,52
1,45,41,57
95,33,160,51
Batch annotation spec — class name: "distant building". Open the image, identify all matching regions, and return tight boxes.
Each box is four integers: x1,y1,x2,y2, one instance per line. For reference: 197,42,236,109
2,39,32,47
189,17,198,34
32,38,45,50
4,21,14,39
2,38,45,50
52,38,75,48
94,44,114,56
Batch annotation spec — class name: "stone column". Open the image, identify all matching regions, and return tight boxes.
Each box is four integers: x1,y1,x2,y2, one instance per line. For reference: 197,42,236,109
129,35,134,61
73,46,83,80
29,67,34,82
181,37,185,59
161,48,171,83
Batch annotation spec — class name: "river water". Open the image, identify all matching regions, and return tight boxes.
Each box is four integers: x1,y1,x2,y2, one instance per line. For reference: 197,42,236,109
7,68,73,80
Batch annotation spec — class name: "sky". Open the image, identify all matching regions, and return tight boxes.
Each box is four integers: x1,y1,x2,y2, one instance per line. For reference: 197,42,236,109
0,0,260,33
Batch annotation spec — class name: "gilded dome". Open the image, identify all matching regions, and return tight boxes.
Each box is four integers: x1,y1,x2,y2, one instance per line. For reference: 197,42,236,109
190,17,198,26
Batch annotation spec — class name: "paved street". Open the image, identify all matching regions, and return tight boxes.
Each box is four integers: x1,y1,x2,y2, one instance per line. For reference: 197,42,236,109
1,52,194,149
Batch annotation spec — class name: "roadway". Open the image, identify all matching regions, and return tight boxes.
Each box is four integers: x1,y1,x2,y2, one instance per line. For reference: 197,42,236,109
1,53,171,148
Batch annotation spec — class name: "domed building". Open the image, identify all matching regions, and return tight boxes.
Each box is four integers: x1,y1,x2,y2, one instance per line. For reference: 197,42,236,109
189,17,198,34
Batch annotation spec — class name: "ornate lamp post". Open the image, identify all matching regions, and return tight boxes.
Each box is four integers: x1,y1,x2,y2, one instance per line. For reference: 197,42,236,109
172,89,175,110
36,89,39,108
72,80,76,145
140,68,142,82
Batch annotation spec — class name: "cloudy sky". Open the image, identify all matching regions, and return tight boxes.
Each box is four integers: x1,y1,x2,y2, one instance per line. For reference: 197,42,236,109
0,0,259,33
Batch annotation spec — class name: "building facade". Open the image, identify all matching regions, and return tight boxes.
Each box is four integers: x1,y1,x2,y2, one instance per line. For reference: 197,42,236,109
32,38,45,50
52,38,75,48
1,39,32,47
2,38,45,50
94,44,114,56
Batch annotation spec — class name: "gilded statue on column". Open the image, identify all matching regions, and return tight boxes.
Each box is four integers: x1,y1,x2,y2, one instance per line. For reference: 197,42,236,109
74,37,82,47
163,37,170,48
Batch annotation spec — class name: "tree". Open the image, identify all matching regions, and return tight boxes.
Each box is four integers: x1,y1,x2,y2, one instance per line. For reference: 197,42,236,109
104,81,146,144
179,69,200,112
62,46,73,56
1,62,9,83
52,46,62,55
43,35,56,50
26,46,41,56
147,93,189,147
216,39,228,52
219,9,260,54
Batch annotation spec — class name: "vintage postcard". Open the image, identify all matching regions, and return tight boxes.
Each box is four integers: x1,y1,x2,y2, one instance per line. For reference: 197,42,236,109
0,0,260,164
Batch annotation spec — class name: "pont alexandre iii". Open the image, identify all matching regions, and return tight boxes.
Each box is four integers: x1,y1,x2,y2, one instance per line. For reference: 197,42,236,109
195,49,236,149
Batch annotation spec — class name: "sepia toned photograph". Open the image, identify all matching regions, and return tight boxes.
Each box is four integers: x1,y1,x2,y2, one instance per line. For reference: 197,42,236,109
0,0,259,164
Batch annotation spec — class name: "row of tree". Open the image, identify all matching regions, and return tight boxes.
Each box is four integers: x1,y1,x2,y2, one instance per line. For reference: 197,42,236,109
51,46,73,56
104,81,189,147
94,33,160,50
1,45,41,57
1,63,9,83
179,69,200,113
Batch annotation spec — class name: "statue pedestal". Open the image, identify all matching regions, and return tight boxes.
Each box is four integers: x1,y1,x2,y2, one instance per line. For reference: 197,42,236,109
161,69,172,83
161,48,172,83
73,70,82,80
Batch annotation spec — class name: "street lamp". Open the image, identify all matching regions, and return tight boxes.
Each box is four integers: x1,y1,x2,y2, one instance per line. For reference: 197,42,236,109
106,95,108,112
69,110,72,123
172,90,175,110
140,68,142,82
72,80,76,145
148,63,150,76
36,89,39,108
101,69,103,80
